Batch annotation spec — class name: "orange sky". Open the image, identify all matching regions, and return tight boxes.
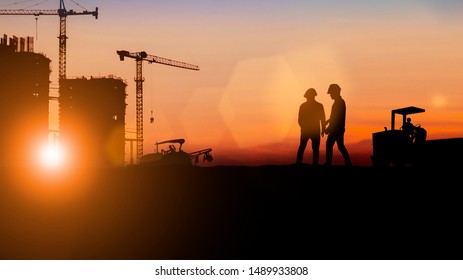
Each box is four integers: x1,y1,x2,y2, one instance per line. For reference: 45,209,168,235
1,0,463,166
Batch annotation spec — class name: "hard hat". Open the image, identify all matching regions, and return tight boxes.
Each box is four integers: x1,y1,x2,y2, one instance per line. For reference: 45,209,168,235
327,83,341,93
304,88,317,97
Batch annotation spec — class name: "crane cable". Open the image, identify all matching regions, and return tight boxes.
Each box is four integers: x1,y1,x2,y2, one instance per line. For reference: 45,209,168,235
20,0,50,10
68,0,87,11
149,62,155,124
0,0,36,8
0,0,50,41
0,0,87,11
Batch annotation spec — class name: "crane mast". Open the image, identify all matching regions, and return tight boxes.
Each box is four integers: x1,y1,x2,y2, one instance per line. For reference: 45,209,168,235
0,0,98,80
116,50,200,163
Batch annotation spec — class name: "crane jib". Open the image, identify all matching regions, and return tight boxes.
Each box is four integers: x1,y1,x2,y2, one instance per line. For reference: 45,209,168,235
1,5,98,80
116,50,200,163
0,9,98,17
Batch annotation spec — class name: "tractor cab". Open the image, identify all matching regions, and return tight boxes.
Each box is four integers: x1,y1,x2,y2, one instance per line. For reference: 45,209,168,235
391,106,427,143
371,106,426,167
390,106,425,131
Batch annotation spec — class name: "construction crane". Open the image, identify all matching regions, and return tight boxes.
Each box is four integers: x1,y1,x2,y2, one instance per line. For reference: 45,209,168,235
0,0,98,80
116,50,200,163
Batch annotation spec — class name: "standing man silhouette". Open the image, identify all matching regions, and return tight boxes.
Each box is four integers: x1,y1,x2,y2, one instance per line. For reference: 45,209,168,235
296,88,326,165
324,83,352,166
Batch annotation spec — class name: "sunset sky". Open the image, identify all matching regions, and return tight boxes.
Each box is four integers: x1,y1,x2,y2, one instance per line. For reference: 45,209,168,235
1,0,463,166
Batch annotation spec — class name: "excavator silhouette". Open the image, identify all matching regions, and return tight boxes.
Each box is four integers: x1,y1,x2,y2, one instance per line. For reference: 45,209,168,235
371,106,463,167
138,138,213,166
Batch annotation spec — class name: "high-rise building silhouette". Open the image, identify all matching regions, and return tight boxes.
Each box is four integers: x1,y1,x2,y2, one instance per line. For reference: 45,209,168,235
0,35,50,168
59,77,127,167
1,34,128,168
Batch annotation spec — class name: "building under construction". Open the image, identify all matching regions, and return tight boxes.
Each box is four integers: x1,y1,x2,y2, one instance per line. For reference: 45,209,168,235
0,34,50,168
1,34,128,168
59,76,127,167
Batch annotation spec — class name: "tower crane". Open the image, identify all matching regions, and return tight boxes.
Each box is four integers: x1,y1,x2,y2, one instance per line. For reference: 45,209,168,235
0,0,98,81
116,50,200,163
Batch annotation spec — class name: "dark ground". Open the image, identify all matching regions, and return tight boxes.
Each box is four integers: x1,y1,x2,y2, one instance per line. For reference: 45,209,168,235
1,164,462,260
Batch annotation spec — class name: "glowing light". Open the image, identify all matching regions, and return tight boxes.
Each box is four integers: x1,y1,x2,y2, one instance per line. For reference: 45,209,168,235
431,95,447,108
39,142,66,169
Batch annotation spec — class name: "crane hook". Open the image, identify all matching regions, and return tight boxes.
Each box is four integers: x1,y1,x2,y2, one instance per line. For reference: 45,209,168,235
150,110,154,124
35,16,38,40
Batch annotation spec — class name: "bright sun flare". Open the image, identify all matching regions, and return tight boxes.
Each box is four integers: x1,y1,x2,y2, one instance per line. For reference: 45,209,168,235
39,143,65,169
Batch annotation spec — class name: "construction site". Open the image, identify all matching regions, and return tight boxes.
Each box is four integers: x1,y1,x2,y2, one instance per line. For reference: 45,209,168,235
0,0,211,168
0,35,50,168
0,34,128,168
3,1,463,265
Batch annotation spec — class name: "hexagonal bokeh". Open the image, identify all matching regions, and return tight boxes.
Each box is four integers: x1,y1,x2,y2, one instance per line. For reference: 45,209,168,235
180,87,227,149
218,56,302,148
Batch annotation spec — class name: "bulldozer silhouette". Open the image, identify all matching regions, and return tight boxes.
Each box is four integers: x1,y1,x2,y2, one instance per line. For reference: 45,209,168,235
371,106,463,167
138,138,213,166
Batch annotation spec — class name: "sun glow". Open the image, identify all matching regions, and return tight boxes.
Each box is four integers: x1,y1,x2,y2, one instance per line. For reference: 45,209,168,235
39,142,66,169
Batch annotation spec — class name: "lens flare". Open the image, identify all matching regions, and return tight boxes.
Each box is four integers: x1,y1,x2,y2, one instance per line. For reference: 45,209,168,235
39,142,65,169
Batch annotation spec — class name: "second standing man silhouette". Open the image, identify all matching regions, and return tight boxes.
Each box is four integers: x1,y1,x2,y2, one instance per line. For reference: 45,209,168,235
324,83,352,166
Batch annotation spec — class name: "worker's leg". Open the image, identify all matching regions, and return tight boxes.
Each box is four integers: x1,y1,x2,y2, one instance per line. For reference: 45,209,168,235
336,133,352,166
296,133,309,164
311,135,321,165
325,134,335,165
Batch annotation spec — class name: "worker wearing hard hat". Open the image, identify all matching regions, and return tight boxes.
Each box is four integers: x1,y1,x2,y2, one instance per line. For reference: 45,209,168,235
296,88,326,165
324,83,352,166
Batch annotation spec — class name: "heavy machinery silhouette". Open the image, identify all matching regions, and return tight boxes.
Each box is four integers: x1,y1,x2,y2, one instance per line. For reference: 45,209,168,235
116,50,200,163
371,106,463,167
138,138,213,166
0,0,98,80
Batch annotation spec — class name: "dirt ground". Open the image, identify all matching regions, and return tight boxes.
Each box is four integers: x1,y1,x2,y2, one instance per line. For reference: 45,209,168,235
1,164,462,260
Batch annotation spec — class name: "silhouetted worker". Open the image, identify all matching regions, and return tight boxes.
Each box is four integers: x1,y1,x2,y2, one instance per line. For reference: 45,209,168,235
296,88,326,165
324,83,352,166
402,117,416,142
402,117,427,143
